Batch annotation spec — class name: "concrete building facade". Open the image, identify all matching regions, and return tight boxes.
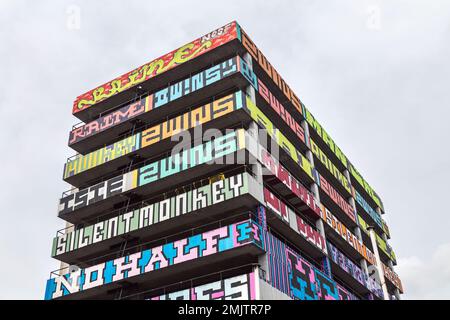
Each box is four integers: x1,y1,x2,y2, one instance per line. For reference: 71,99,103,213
44,21,403,300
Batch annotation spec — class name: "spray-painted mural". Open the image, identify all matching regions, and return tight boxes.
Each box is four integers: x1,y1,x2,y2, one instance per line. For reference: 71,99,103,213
53,173,251,257
327,242,383,298
303,108,347,168
303,105,383,211
238,22,384,211
317,174,356,222
238,57,306,146
69,57,239,145
357,215,396,263
310,138,352,195
348,163,383,211
242,96,314,180
58,129,246,216
67,88,315,185
153,57,238,109
150,272,256,300
263,187,326,254
73,22,238,113
319,205,376,265
337,284,358,300
64,92,243,179
238,27,303,117
44,219,264,300
69,96,152,145
237,27,401,292
383,263,403,292
64,135,141,179
263,230,343,300
354,188,383,229
257,147,321,216
250,206,357,300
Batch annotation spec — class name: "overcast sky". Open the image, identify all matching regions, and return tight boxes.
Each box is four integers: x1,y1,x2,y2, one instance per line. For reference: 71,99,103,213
0,0,449,300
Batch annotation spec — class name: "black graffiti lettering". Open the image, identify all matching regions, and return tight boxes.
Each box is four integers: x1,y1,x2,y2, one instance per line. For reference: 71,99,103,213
88,182,105,205
106,175,124,198
59,194,74,215
74,189,89,210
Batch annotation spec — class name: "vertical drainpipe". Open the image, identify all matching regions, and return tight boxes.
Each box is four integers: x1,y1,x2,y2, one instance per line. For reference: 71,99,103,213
302,119,332,278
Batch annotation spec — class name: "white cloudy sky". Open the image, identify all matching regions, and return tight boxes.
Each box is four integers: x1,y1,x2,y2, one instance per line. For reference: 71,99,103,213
0,0,449,299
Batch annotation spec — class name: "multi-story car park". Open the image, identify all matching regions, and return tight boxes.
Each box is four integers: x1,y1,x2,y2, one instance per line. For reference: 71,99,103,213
44,21,403,300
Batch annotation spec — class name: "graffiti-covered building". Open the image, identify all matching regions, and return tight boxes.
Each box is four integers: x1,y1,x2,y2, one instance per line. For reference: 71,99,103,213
45,22,403,300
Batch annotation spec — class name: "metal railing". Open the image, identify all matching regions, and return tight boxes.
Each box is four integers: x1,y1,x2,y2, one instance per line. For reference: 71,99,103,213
60,123,247,198
70,53,241,132
119,263,262,300
56,165,255,236
66,88,235,162
49,210,260,279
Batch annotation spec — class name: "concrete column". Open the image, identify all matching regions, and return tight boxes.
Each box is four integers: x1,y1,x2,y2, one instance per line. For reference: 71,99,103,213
243,52,262,185
248,121,263,186
301,120,331,277
383,231,401,299
379,214,401,300
368,226,390,300
303,138,326,241
344,169,372,283
352,221,370,277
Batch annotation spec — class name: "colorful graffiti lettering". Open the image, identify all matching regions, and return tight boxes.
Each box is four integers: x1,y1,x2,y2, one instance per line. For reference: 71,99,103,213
238,23,384,212
141,93,241,147
304,107,348,169
319,205,376,265
69,96,152,145
64,92,243,179
69,57,239,146
238,57,307,146
243,96,313,180
354,188,383,229
44,219,263,299
357,215,396,263
263,188,326,253
257,147,321,216
337,284,359,300
318,174,356,222
53,173,250,257
383,263,403,292
349,163,383,210
153,57,238,109
238,28,304,117
64,135,141,179
73,22,238,113
150,272,256,300
310,138,351,194
58,129,246,216
262,229,342,301
327,242,383,298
